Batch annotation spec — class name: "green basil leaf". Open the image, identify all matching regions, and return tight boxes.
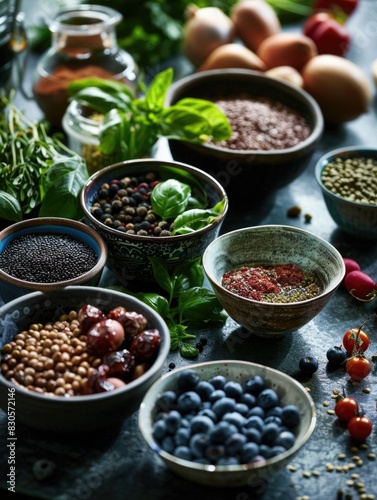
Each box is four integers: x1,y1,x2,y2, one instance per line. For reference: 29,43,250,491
178,287,224,321
70,87,132,114
158,165,208,206
151,179,191,220
68,78,134,97
172,208,221,235
148,256,172,294
99,110,130,156
180,343,199,358
135,292,169,318
0,190,22,222
161,105,213,142
170,258,204,297
138,67,173,112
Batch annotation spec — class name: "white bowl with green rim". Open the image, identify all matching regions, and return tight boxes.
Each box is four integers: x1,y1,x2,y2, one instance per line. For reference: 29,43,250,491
315,146,377,240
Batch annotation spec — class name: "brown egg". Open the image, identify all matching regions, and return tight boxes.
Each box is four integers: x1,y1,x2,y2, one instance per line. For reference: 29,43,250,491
257,33,318,71
197,43,267,72
302,54,372,124
266,66,304,87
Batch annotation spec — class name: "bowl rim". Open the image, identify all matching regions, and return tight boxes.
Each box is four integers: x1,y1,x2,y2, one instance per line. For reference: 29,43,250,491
0,217,108,290
165,68,324,158
202,224,346,306
138,359,317,472
79,158,229,241
315,145,377,208
0,286,171,403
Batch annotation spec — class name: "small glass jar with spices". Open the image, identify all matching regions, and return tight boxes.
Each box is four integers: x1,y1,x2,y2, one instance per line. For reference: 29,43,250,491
32,4,138,127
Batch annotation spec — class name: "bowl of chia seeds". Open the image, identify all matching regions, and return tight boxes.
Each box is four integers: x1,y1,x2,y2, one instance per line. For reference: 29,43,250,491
202,225,345,337
165,68,324,205
0,217,107,304
315,146,377,240
80,158,228,284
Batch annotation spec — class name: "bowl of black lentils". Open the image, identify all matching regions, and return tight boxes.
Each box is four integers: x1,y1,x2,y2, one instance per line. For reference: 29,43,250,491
165,68,324,205
315,146,377,240
0,217,107,304
80,158,228,284
0,286,170,433
202,225,345,337
138,360,316,487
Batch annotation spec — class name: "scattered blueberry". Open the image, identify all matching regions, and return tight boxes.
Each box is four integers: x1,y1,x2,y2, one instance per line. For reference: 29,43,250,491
326,345,347,367
299,356,319,375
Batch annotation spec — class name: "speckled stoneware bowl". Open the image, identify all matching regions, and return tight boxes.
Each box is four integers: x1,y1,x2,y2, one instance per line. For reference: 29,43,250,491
0,286,170,433
139,360,316,487
315,146,377,240
165,68,324,204
80,158,228,284
0,217,107,304
202,225,345,337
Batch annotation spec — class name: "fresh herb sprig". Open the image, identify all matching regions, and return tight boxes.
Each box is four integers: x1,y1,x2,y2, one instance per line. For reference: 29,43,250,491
67,67,232,162
0,96,88,222
110,257,228,358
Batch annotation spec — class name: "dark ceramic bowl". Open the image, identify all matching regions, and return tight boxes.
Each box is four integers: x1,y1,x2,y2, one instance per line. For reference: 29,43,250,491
0,217,107,304
139,360,316,487
80,158,228,284
315,146,377,240
0,286,170,433
165,69,324,204
202,225,345,337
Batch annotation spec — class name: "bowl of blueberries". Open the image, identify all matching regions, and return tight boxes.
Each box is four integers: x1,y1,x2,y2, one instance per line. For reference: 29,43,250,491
138,360,316,487
80,158,228,285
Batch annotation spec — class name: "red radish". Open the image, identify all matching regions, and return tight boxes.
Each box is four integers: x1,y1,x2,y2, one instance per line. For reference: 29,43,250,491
343,257,361,277
344,270,377,301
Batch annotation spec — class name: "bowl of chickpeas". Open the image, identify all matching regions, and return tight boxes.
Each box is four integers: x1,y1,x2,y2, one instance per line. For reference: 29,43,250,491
0,286,170,433
315,146,377,240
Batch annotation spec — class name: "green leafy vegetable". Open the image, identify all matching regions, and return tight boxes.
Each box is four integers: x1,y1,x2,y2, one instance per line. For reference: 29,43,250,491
0,95,88,222
67,67,232,161
110,256,227,358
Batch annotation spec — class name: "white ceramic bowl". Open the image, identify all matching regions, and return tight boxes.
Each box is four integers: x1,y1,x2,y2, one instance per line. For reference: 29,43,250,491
139,360,316,487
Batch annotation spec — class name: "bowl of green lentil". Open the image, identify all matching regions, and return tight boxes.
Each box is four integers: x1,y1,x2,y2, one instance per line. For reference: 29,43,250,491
80,158,228,284
202,225,345,337
315,146,377,240
0,217,107,304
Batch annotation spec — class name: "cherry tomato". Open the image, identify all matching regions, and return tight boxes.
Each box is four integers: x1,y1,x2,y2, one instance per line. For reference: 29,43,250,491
303,12,350,56
344,270,377,302
312,0,359,17
334,396,358,421
347,415,372,442
342,328,370,355
345,356,371,381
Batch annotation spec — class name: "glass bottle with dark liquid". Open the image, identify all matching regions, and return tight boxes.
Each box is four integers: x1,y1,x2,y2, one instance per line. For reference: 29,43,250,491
32,4,138,127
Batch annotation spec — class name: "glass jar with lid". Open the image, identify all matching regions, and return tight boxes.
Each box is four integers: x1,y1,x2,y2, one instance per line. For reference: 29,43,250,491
33,4,138,127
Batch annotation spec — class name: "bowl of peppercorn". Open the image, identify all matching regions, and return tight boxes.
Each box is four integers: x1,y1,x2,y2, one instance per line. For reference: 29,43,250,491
165,68,324,205
138,360,316,487
0,286,170,433
0,217,108,304
315,146,377,240
80,158,228,284
202,225,345,337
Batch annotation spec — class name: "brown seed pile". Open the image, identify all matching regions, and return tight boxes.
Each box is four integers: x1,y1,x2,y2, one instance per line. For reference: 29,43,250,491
208,93,311,151
0,311,102,397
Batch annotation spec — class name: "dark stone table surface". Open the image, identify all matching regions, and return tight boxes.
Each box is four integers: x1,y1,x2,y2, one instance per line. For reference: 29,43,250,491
1,1,377,499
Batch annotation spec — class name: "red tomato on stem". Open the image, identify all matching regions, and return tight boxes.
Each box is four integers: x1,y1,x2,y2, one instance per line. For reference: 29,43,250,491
342,328,370,355
347,415,372,442
345,355,371,381
334,395,358,421
303,12,350,56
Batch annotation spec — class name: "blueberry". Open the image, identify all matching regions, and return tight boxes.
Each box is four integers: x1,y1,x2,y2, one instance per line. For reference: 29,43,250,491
190,415,215,435
174,446,192,461
259,444,274,459
152,419,167,441
247,406,265,419
244,415,264,433
209,389,226,403
235,403,249,416
274,431,296,450
190,433,211,458
266,406,283,418
264,415,282,426
193,457,211,464
209,421,238,444
223,380,243,400
212,397,236,418
205,444,226,462
155,390,177,412
241,442,260,463
161,435,175,453
225,432,247,455
217,456,240,466
195,381,215,401
261,422,280,445
175,427,191,446
326,346,347,367
177,369,201,390
244,375,265,395
165,410,182,433
270,445,287,457
222,411,246,430
198,408,218,422
256,388,280,410
242,427,262,444
177,391,202,413
208,375,227,390
281,405,301,429
240,393,256,408
299,356,319,375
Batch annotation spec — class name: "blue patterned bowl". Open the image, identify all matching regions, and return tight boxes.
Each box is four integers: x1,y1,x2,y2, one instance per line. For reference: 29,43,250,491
315,146,377,240
202,225,345,337
80,159,228,284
